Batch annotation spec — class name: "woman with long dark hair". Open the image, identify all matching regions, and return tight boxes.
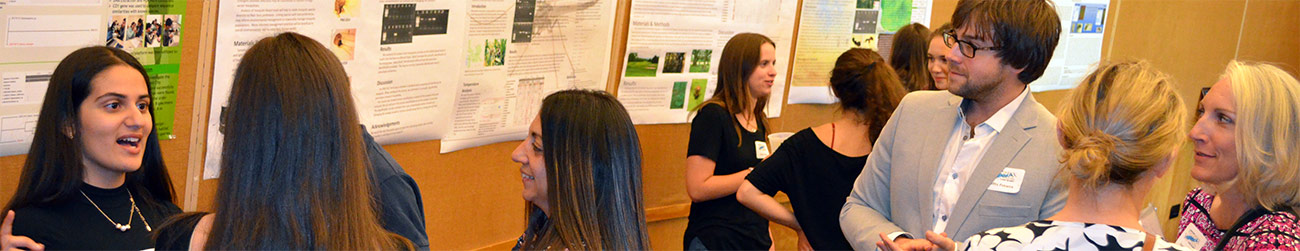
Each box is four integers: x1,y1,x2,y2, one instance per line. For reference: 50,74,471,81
891,23,933,91
151,32,410,250
511,89,649,250
1,46,178,250
683,32,778,250
737,48,906,250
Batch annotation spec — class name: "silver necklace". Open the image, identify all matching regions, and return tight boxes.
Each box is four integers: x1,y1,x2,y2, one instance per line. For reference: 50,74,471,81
79,189,152,232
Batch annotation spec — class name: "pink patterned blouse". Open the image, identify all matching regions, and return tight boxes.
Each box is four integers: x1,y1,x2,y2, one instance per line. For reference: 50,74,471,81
1177,188,1300,250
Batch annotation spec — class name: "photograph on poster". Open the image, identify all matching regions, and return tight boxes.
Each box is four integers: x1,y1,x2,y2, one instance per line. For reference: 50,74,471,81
670,81,687,109
332,29,356,60
663,52,685,73
625,51,660,77
690,49,711,73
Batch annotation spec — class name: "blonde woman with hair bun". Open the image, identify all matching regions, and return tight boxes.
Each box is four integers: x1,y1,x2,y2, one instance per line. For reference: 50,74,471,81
1178,61,1300,250
958,61,1193,250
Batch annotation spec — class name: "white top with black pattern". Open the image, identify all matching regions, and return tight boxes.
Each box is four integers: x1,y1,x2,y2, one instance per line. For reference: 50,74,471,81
960,220,1194,251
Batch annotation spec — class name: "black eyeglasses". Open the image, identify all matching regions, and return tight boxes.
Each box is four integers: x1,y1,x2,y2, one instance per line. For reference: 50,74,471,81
943,31,1001,58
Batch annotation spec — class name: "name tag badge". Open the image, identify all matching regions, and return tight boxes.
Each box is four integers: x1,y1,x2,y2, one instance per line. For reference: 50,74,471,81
1175,222,1209,250
987,167,1025,194
755,141,771,159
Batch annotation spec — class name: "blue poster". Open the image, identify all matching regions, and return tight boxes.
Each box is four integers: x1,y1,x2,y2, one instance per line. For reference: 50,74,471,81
1071,3,1106,34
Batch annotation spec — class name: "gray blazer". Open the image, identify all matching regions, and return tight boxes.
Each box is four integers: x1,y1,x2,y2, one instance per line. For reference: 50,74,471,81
838,90,1067,250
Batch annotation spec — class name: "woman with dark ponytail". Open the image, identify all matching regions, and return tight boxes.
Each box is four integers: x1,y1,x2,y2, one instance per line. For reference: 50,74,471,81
736,48,906,250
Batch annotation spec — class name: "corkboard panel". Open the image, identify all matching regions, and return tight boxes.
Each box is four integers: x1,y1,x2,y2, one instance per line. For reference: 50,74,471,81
6,0,1296,250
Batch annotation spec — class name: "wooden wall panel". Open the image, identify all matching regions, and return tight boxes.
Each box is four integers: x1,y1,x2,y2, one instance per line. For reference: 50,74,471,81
4,0,1296,250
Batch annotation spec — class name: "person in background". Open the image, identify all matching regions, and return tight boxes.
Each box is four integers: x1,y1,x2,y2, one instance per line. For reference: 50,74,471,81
151,32,412,250
928,23,954,90
958,61,1192,250
1177,60,1300,250
737,48,906,250
361,124,430,250
891,23,934,91
511,89,650,250
839,0,1067,250
1,46,180,250
683,32,778,250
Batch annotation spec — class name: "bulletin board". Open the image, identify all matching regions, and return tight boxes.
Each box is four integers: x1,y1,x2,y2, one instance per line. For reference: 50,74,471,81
2,0,1297,250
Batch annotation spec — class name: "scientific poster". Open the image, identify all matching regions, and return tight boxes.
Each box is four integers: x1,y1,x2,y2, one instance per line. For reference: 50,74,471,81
1031,0,1107,92
787,0,878,104
437,0,617,153
0,0,185,157
206,0,466,178
616,0,798,124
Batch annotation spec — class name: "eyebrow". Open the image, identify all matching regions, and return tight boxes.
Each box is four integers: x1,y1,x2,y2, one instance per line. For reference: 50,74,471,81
95,92,151,102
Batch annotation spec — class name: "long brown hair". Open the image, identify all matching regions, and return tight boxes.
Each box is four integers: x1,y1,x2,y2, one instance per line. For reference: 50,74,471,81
4,46,175,214
830,48,907,142
207,32,410,250
891,23,934,91
697,33,774,143
520,90,649,250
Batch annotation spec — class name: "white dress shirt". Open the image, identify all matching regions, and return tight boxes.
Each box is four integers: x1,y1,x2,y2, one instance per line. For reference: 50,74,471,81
931,87,1029,233
882,88,1031,244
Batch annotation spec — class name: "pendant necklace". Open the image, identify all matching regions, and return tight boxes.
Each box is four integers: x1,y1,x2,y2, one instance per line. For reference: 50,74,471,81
80,189,152,232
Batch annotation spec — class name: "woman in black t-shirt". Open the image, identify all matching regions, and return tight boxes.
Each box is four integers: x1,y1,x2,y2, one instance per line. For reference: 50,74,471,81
736,48,907,250
684,33,779,250
1,46,179,250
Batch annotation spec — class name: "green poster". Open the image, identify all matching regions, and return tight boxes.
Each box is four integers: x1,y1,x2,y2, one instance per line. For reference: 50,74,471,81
880,0,912,32
127,0,186,139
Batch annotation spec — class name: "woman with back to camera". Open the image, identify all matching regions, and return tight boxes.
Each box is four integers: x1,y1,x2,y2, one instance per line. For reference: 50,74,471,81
511,89,650,250
957,61,1192,250
150,32,411,250
736,48,906,251
890,23,933,91
1176,61,1300,250
927,23,954,90
0,46,179,250
683,32,779,250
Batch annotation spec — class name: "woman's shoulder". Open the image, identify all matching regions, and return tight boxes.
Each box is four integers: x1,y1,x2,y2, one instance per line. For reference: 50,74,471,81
153,212,211,251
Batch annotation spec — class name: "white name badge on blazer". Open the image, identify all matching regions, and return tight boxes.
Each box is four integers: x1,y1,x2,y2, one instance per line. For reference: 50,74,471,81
987,167,1025,194
1175,223,1209,250
755,141,771,159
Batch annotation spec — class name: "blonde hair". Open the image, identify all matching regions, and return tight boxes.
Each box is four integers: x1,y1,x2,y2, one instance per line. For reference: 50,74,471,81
1058,61,1187,190
1223,60,1300,213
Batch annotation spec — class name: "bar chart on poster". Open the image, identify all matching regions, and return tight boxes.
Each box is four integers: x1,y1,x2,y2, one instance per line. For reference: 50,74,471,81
0,0,186,156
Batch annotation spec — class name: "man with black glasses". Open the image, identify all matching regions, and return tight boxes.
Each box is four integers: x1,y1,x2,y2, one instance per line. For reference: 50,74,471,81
839,0,1067,250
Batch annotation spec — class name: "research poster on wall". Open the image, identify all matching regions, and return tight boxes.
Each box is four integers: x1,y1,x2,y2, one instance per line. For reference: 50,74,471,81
438,0,618,153
787,0,878,104
616,0,798,124
205,0,466,178
1032,0,1107,92
0,0,185,157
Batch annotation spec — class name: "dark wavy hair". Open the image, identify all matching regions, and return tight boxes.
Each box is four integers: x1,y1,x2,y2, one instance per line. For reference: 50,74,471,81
697,33,775,145
830,48,908,142
3,46,175,214
520,89,649,250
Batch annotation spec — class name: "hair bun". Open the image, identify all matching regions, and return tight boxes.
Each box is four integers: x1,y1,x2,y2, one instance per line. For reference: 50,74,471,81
1065,130,1120,186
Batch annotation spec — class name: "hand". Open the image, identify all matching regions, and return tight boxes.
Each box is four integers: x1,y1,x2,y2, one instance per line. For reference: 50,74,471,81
795,230,813,251
876,233,934,251
2,211,44,251
925,231,956,251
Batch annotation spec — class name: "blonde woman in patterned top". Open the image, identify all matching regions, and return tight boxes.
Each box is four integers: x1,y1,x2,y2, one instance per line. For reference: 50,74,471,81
958,61,1192,251
1177,61,1300,250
